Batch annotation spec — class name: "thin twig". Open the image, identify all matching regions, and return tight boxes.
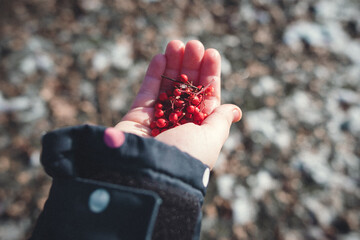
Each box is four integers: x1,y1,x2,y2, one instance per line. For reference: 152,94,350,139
161,75,198,90
161,75,179,83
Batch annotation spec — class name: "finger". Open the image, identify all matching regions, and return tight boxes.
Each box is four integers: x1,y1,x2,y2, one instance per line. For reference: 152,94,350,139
202,104,242,146
131,54,166,109
121,106,153,126
199,48,221,114
115,120,151,137
180,40,205,86
161,40,185,91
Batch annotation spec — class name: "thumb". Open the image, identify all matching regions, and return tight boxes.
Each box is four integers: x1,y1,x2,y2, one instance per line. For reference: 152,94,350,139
202,104,242,145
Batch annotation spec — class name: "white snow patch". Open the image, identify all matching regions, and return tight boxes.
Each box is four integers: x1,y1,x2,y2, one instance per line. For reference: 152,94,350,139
292,144,332,185
216,174,236,199
251,76,280,97
110,42,133,70
92,51,111,72
221,55,232,76
279,90,323,125
232,185,257,225
303,195,336,226
247,170,279,199
223,126,242,152
246,108,292,149
20,56,37,75
284,20,360,64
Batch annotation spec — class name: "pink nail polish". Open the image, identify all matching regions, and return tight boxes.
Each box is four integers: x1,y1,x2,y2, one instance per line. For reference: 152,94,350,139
104,128,125,148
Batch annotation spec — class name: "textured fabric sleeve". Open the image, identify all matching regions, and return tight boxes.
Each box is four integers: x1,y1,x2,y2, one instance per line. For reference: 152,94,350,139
29,125,210,240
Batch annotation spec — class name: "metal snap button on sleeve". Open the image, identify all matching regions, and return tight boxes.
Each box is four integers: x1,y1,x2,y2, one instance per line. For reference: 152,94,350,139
202,168,210,188
89,189,110,213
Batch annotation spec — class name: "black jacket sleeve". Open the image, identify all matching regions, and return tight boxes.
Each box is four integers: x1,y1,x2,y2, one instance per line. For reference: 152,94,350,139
29,124,210,240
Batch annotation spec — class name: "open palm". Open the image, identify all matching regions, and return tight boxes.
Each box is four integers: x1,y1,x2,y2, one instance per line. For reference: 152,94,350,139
115,40,241,168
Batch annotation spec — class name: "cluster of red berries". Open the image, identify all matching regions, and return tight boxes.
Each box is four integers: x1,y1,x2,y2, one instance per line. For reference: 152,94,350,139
150,74,214,136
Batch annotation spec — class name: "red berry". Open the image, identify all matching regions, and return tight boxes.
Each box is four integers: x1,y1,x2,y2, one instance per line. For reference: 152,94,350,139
156,118,168,128
186,105,195,113
191,96,201,105
193,112,204,122
185,112,192,119
169,113,178,123
180,74,188,83
155,109,164,118
175,99,184,107
155,103,163,109
205,86,214,95
151,128,160,136
174,109,183,117
159,92,168,101
173,89,182,96
150,121,157,129
180,119,188,124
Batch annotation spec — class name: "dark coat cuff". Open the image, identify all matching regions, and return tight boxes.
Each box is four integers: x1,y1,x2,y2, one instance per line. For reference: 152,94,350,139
30,125,210,240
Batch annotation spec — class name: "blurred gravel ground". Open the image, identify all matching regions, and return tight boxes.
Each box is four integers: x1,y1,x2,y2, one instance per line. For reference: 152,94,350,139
0,0,360,239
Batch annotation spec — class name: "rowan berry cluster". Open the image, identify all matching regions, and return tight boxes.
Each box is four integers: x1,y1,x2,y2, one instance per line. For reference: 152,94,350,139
150,74,214,136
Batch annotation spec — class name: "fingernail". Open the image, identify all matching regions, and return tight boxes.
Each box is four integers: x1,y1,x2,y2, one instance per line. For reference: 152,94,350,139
232,108,241,122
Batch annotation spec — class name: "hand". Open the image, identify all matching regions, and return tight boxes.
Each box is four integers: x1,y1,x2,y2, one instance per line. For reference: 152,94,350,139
115,40,242,169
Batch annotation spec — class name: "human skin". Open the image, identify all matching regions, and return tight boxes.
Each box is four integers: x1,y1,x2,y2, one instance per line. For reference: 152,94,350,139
115,40,242,169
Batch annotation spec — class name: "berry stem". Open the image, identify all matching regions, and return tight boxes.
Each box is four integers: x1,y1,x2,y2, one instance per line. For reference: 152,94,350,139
161,75,198,90
194,79,215,96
